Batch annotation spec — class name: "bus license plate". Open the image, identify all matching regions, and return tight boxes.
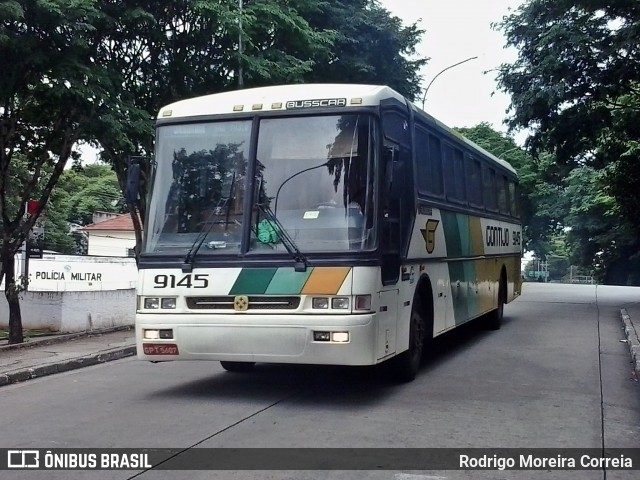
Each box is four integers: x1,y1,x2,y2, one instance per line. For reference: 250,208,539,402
143,343,179,355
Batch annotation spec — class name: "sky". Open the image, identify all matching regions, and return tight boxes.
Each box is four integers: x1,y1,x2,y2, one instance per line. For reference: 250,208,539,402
378,0,526,144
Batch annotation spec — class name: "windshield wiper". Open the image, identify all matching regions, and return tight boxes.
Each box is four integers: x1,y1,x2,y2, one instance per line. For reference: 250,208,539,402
181,222,215,273
182,173,237,273
255,202,308,272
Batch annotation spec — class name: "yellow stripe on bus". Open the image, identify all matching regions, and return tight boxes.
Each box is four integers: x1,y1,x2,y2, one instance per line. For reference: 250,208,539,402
301,267,351,295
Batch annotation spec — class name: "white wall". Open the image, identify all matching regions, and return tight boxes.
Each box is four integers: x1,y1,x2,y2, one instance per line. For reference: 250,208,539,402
87,231,136,257
0,254,138,333
0,289,136,333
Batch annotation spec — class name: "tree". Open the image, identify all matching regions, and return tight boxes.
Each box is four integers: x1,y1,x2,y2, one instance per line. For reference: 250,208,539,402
0,0,111,343
1,0,427,344
39,164,124,254
64,164,123,226
301,0,427,100
495,0,640,285
563,166,638,284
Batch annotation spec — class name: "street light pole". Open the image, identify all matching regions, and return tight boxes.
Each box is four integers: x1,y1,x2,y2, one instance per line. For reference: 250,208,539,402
238,0,244,89
421,56,478,109
497,146,522,159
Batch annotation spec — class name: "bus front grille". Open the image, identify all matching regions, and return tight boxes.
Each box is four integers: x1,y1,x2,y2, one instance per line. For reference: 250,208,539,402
186,296,301,310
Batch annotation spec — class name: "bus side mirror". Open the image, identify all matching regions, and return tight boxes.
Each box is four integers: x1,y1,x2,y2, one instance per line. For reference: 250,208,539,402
125,163,141,204
384,145,404,196
383,146,395,191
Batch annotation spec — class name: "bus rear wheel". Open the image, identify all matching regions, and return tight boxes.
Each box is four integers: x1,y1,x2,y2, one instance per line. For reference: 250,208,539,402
485,276,506,330
220,361,256,372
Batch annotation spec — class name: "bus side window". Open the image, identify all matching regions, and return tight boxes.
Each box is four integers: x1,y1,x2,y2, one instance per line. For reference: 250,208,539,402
483,165,497,212
466,156,483,207
453,149,466,203
415,126,444,198
498,174,509,215
382,111,411,146
509,181,519,218
444,144,466,203
428,134,444,196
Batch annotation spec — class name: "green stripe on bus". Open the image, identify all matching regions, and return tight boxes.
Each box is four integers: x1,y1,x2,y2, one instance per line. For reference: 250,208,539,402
441,211,463,257
229,268,278,295
442,211,478,257
457,213,471,256
265,268,313,294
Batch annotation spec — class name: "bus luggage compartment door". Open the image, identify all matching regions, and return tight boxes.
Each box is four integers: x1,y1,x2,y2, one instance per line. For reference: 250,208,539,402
376,289,398,360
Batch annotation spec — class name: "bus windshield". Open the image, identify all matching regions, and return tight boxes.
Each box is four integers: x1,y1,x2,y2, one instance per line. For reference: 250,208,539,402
144,114,377,256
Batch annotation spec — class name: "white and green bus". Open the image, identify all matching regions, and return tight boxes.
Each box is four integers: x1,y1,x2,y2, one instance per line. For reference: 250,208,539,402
133,84,522,381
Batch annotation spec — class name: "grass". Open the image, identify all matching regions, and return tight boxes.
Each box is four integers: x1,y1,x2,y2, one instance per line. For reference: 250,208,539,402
0,329,57,342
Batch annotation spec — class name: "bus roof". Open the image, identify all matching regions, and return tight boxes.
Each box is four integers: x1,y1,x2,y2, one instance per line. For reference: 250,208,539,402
157,84,405,119
158,83,516,175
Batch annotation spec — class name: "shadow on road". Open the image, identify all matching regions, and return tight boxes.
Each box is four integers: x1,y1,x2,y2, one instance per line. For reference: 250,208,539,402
143,312,512,407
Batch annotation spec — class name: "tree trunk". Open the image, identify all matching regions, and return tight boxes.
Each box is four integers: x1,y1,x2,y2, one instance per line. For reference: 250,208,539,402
3,252,24,344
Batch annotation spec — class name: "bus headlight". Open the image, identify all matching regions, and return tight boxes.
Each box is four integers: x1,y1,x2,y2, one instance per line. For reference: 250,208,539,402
142,297,177,310
331,297,349,309
310,296,370,311
312,297,329,309
144,297,160,309
161,298,177,309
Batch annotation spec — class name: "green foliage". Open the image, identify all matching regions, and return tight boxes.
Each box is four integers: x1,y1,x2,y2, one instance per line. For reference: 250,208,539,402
301,0,427,100
66,167,123,225
563,166,638,284
1,0,108,285
496,0,640,285
44,164,123,253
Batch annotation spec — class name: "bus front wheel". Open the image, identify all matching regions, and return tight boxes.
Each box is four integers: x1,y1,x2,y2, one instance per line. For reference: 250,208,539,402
390,308,426,383
220,361,256,372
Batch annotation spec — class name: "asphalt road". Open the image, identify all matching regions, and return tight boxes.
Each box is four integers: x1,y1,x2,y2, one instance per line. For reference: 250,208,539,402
2,283,639,480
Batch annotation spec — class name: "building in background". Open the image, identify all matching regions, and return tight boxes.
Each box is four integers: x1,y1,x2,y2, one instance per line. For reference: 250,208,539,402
81,211,137,257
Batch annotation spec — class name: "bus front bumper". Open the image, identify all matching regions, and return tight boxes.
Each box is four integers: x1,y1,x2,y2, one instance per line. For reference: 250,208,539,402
135,312,379,366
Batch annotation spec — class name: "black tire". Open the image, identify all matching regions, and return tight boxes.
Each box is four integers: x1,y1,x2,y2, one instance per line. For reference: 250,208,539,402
390,305,426,383
485,276,505,330
220,361,256,372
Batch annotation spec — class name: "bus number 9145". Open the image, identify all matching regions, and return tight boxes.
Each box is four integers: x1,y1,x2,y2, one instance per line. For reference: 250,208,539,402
153,274,209,289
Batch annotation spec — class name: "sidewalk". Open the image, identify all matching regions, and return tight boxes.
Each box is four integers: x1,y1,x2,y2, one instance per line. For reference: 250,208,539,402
622,306,640,381
0,327,136,387
0,305,639,388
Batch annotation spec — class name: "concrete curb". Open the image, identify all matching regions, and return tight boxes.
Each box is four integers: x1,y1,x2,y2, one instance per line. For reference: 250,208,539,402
620,308,640,380
0,345,137,387
0,326,133,352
